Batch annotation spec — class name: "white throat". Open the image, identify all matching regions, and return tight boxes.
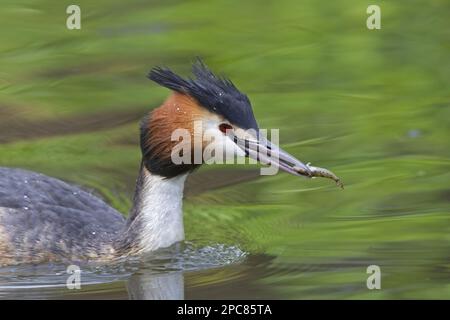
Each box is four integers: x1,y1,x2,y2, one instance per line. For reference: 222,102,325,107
132,168,187,253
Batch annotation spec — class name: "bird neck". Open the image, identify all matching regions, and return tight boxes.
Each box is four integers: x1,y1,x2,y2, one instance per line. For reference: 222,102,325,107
116,163,187,255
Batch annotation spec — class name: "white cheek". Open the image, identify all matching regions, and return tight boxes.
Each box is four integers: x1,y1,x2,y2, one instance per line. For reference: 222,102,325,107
203,127,246,164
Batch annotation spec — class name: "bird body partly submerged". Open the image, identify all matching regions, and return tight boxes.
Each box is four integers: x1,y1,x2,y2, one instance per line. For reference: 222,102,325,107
0,167,124,265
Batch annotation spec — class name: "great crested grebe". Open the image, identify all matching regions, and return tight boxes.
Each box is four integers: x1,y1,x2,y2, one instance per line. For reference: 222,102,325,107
0,60,340,266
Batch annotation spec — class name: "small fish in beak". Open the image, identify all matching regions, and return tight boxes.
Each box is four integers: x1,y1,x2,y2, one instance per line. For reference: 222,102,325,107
294,163,344,189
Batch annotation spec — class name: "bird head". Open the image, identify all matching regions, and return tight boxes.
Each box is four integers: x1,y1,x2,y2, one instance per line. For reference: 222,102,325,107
141,59,311,178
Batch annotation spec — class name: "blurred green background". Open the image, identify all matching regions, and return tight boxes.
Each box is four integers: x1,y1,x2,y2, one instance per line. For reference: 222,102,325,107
0,0,449,299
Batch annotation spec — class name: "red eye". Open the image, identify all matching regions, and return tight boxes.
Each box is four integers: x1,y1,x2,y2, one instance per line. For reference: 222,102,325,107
219,123,233,134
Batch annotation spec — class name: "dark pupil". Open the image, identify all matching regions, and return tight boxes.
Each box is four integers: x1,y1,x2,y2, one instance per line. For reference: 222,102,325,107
219,123,233,133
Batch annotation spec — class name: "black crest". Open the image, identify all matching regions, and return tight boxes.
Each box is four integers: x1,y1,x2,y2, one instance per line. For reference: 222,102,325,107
148,59,258,130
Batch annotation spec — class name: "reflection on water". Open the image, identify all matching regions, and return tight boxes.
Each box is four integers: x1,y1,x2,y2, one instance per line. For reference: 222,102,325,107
0,0,449,299
0,243,247,299
128,272,184,300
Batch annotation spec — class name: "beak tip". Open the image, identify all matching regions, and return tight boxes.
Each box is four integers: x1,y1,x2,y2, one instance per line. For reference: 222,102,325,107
293,163,312,176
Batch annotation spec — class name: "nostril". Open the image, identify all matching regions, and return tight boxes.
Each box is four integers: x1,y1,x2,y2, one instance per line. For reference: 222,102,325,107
219,123,233,134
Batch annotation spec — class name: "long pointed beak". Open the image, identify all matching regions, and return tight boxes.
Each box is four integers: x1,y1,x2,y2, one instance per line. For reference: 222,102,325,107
232,132,312,177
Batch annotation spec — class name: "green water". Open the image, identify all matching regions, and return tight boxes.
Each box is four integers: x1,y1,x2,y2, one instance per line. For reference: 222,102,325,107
0,0,449,299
